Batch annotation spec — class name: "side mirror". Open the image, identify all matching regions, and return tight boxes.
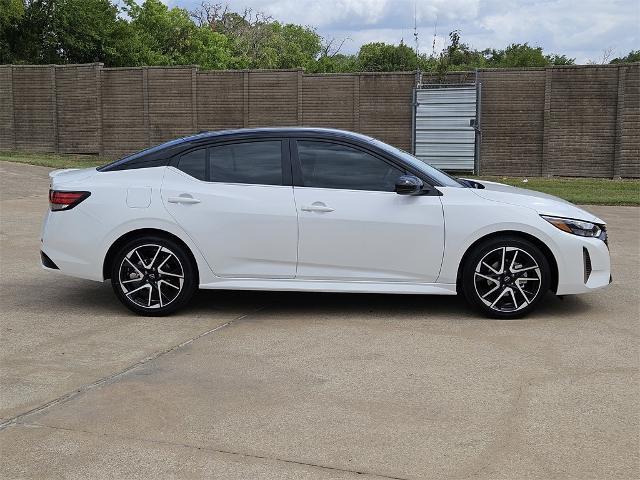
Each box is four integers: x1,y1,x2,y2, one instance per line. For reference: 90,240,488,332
395,175,425,195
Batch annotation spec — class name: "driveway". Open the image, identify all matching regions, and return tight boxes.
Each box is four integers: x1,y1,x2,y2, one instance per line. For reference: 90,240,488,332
0,161,638,479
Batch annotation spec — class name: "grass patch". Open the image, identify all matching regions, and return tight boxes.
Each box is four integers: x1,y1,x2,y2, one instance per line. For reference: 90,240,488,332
1,151,638,206
0,151,109,169
474,176,640,206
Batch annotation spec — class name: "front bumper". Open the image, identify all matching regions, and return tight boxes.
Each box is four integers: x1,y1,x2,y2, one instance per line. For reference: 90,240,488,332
555,235,611,295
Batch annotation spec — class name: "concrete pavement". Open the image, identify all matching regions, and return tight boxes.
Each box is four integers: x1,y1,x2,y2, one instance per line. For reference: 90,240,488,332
0,161,638,479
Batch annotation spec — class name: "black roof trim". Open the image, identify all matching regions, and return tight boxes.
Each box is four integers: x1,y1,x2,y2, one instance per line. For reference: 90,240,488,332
97,128,375,172
181,127,374,143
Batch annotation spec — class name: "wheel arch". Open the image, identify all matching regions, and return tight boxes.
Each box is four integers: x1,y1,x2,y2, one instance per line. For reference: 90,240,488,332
103,228,200,283
455,230,559,294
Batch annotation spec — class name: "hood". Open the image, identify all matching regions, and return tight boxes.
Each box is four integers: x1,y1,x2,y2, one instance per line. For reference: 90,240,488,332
469,180,604,224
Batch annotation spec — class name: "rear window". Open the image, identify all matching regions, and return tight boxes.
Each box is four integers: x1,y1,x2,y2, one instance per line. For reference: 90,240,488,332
175,140,284,186
209,141,282,185
177,148,206,181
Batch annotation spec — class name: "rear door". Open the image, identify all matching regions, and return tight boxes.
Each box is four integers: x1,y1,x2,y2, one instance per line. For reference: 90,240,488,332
292,139,445,282
162,139,298,278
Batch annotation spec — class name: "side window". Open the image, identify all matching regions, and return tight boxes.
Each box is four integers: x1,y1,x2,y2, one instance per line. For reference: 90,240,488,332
296,140,404,192
208,141,283,186
177,148,206,181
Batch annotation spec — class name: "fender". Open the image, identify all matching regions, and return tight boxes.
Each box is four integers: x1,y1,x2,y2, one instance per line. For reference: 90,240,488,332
99,218,217,285
437,188,565,285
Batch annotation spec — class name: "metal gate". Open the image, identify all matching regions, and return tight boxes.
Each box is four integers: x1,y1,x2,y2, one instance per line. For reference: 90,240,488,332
412,83,480,173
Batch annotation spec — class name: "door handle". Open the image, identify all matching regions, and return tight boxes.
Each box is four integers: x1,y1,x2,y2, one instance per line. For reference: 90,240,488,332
168,195,201,205
301,203,334,213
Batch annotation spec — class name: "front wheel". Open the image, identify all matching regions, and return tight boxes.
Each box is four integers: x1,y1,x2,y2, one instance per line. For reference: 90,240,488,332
462,236,551,319
110,236,197,316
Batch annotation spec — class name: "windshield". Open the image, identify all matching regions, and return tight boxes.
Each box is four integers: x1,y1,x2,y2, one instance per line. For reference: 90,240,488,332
370,139,463,187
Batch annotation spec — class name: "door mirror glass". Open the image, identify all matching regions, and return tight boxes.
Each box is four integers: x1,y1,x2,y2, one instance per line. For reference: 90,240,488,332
395,175,425,195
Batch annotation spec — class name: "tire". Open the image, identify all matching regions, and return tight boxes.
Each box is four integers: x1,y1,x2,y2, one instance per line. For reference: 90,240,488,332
462,236,551,319
110,235,197,316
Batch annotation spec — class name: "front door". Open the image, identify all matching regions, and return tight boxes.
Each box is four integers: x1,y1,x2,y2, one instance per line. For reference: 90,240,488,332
162,139,298,278
292,140,445,282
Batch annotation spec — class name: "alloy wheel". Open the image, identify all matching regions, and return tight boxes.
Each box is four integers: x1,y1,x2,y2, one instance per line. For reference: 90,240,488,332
473,246,542,313
118,244,185,309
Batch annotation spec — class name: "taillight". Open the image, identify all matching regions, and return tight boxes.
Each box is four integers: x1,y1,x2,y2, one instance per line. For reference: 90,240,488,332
49,190,91,211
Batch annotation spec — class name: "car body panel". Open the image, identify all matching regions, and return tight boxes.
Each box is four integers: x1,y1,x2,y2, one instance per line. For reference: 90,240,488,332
470,180,604,223
41,127,611,306
161,167,299,279
44,166,215,284
293,186,444,282
436,187,610,295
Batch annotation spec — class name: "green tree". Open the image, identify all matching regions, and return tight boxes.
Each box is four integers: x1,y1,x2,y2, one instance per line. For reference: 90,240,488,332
53,0,129,64
431,30,486,79
311,53,358,73
547,54,575,65
0,0,24,62
610,50,640,64
0,1,600,72
120,0,230,69
0,0,24,29
5,0,129,64
191,4,322,69
355,41,417,72
484,43,575,67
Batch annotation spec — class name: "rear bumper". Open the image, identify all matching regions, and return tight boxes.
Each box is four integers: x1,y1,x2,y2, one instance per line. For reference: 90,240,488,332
40,208,105,281
40,250,59,270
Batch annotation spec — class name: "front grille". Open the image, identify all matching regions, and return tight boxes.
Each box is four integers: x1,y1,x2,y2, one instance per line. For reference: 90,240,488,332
583,247,592,284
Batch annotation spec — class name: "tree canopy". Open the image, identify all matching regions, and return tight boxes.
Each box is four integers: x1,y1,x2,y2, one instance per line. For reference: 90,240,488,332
0,0,637,71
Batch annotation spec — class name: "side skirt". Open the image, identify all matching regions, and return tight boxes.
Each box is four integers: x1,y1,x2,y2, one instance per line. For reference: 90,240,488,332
199,278,457,295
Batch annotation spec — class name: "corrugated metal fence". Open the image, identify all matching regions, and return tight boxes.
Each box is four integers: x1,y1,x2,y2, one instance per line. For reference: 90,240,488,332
414,84,478,172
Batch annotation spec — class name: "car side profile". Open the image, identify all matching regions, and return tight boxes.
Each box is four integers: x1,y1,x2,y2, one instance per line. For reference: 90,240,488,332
41,128,611,318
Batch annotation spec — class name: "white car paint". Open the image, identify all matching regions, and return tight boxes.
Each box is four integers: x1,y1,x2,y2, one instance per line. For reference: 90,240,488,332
293,186,444,282
40,129,611,314
162,167,298,279
42,167,611,295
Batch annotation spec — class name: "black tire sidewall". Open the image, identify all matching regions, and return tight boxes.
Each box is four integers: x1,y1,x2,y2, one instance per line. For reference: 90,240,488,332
110,235,197,316
462,236,551,319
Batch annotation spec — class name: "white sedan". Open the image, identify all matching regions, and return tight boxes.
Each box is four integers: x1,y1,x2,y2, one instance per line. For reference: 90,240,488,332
41,128,611,318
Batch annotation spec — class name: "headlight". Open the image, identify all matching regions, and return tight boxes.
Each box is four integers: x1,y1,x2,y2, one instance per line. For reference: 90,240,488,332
541,215,603,238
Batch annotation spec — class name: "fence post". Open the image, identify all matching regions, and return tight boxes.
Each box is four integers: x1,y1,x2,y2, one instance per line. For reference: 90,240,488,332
142,67,150,147
96,63,104,156
353,75,360,132
541,67,553,177
243,71,249,128
613,65,626,179
9,65,16,150
191,66,198,132
297,69,303,126
51,65,59,153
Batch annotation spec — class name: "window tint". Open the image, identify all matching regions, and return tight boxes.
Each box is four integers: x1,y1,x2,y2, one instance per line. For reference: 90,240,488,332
209,141,282,185
297,140,404,191
177,148,206,180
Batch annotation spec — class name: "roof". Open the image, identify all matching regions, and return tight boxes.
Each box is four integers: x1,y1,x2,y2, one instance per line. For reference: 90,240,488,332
179,127,374,144
98,128,376,172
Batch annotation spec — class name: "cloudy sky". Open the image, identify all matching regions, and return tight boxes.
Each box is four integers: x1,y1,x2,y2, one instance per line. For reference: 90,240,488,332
162,0,638,63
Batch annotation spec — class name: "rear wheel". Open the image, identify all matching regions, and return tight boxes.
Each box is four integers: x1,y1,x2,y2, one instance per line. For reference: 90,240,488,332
462,236,550,319
110,236,197,316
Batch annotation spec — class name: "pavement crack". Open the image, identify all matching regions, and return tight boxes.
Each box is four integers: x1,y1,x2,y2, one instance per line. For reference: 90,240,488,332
0,306,266,431
21,422,411,480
